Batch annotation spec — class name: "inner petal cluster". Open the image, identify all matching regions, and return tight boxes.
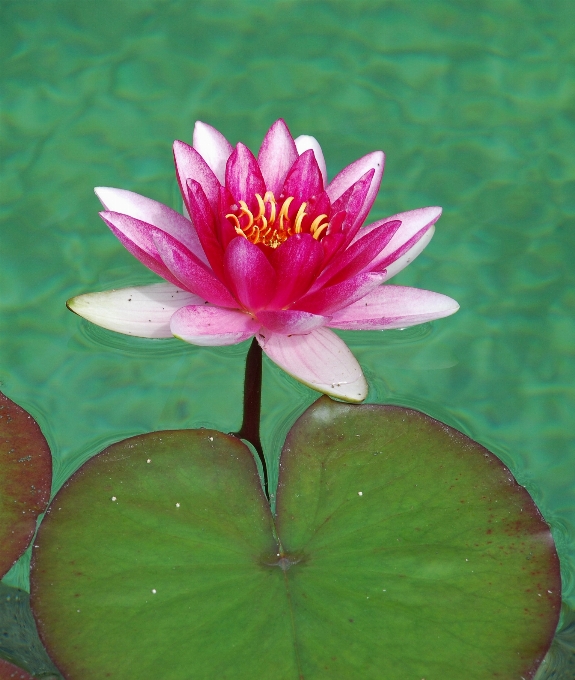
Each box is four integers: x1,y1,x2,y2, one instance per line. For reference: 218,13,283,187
225,192,330,249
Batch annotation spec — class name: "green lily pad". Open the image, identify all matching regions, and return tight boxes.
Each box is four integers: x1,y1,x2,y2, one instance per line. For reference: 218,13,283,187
30,398,560,679
0,392,52,579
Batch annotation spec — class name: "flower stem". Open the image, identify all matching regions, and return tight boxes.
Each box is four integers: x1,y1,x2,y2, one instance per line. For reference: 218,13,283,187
233,338,269,499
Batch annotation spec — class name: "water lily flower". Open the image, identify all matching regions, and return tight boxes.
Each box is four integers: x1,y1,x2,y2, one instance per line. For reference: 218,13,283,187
68,119,458,402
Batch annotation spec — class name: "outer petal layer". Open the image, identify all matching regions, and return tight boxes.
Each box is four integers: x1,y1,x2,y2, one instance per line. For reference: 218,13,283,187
295,272,386,316
328,285,460,330
95,187,206,264
257,327,367,402
258,119,298,195
294,135,327,186
67,283,201,338
256,310,329,334
171,305,260,346
355,207,442,280
326,151,385,229
192,121,233,185
152,229,238,308
173,141,221,213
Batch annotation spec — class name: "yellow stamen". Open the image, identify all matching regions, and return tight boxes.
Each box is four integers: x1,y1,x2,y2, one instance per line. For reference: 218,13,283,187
254,193,266,221
226,213,241,230
265,191,277,224
278,196,294,231
238,201,254,229
294,202,307,234
226,192,329,249
312,222,329,240
309,214,328,234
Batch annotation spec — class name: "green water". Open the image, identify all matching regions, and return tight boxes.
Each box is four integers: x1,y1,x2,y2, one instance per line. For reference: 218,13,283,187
1,0,574,670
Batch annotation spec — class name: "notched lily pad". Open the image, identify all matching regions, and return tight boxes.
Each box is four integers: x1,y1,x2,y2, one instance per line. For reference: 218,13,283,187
0,393,52,578
30,398,560,679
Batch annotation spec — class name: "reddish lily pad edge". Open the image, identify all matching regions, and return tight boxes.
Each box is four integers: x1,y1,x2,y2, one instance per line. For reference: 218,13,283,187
0,392,52,579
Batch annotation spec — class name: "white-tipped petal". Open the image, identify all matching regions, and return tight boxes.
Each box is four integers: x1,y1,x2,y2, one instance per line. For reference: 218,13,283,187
294,135,327,187
257,327,368,403
192,121,234,185
95,187,207,264
355,206,441,280
67,283,201,338
328,285,459,330
383,225,435,281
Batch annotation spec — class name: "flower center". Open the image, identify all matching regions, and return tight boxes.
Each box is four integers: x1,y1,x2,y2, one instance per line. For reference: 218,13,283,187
225,192,329,249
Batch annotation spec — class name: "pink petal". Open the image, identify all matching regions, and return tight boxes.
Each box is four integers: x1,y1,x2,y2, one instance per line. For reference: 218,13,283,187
223,236,277,311
225,143,266,211
99,211,183,288
257,327,367,402
320,231,346,266
311,220,401,292
294,135,327,186
326,150,385,229
192,121,233,185
256,310,329,334
186,179,225,280
152,229,238,308
173,140,221,214
257,119,298,195
216,185,240,249
171,305,259,346
331,169,375,246
67,283,202,338
268,234,324,309
282,149,324,202
354,206,441,279
95,187,207,265
328,285,459,330
295,272,386,316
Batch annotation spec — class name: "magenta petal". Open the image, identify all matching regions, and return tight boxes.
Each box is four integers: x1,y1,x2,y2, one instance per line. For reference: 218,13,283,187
224,237,277,311
294,135,327,187
95,187,207,264
295,272,386,316
192,121,233,185
100,211,183,288
152,229,238,308
326,150,384,228
171,305,259,346
282,149,324,202
328,285,459,330
257,309,329,334
225,144,266,211
332,169,375,246
354,207,442,280
321,232,346,266
268,234,324,309
257,119,298,195
314,220,402,289
257,327,367,402
186,179,225,280
173,141,221,214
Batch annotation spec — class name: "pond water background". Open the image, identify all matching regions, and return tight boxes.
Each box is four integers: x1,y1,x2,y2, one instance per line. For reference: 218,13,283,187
1,0,575,670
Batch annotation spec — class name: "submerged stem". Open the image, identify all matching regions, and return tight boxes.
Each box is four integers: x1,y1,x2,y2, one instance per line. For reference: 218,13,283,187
233,338,269,499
